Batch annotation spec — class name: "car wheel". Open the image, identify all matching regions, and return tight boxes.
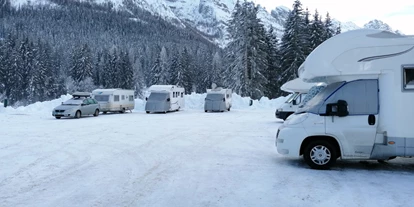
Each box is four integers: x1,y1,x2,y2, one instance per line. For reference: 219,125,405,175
303,140,337,170
93,109,99,116
75,110,81,119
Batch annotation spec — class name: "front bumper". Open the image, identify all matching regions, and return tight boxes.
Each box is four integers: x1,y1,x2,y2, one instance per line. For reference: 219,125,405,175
52,111,75,118
275,125,307,157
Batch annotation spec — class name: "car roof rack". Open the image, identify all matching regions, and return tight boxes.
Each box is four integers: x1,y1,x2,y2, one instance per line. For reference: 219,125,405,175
72,92,91,98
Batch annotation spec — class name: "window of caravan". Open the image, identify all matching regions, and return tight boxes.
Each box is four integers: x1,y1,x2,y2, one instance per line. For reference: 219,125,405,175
181,92,184,98
129,95,134,101
114,95,120,102
206,93,225,101
94,95,110,102
121,95,125,100
403,66,414,90
148,92,169,101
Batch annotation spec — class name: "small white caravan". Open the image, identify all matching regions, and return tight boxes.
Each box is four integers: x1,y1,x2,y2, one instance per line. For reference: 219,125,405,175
204,87,232,112
145,85,185,114
275,77,319,120
91,89,135,113
276,29,414,169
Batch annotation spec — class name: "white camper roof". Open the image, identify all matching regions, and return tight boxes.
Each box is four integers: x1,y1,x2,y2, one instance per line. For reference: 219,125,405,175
148,85,184,92
207,87,231,94
280,78,316,93
299,29,414,83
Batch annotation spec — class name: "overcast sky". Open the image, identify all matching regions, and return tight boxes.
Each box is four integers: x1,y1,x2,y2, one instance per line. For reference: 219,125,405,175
253,0,414,35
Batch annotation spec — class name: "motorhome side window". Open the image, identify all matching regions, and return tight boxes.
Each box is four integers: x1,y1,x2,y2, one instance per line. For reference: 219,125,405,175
323,80,379,115
114,95,120,102
129,95,134,101
403,66,414,90
121,95,125,100
181,92,183,98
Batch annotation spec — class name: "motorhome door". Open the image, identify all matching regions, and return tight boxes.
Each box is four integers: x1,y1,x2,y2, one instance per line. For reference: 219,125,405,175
323,80,379,158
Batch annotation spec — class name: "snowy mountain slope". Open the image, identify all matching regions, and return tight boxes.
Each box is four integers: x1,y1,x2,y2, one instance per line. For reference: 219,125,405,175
363,19,403,34
11,0,403,47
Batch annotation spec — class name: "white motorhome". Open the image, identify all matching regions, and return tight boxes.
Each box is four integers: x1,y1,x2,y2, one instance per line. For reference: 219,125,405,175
275,77,320,120
276,29,414,169
145,85,185,114
91,89,135,113
204,87,232,112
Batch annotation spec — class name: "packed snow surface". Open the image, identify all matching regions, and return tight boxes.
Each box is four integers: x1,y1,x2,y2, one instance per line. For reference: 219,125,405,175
1,93,414,206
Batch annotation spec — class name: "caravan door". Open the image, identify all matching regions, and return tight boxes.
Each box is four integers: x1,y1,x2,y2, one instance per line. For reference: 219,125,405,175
323,80,379,159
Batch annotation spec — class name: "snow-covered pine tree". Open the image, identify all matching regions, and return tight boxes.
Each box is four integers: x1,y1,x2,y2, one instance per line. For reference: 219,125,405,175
69,43,93,87
336,22,341,34
263,25,281,98
309,9,325,52
303,7,312,57
150,46,169,85
279,0,308,87
224,0,268,99
17,37,35,105
323,12,335,41
168,47,180,86
117,50,134,89
177,47,193,94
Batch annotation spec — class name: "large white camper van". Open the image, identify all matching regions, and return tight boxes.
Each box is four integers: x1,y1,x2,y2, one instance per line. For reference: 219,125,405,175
145,85,185,114
276,29,414,169
204,87,232,112
275,77,318,120
91,89,135,113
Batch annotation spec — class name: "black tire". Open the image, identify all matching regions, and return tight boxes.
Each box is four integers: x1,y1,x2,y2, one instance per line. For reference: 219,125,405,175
55,117,61,119
75,111,81,119
120,108,125,113
103,111,107,114
93,109,99,116
303,140,337,170
205,110,207,112
228,107,230,111
146,111,150,114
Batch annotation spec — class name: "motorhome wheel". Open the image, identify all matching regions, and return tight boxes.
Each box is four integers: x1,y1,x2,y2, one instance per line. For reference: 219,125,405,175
120,108,125,113
103,111,107,114
55,117,61,119
303,140,337,170
146,111,150,114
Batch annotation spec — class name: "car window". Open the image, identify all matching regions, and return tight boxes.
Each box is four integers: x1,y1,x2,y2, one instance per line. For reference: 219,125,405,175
82,99,89,105
87,99,95,104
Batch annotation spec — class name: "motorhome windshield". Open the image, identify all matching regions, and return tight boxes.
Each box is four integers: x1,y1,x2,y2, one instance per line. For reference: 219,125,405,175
298,85,327,108
296,82,344,114
94,95,109,102
148,92,169,101
285,92,299,103
206,93,224,101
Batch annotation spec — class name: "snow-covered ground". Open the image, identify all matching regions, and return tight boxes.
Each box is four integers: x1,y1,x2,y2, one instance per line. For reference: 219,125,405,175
1,93,414,207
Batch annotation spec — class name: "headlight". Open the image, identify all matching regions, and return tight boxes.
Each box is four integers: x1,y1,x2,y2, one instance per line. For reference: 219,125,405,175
277,108,283,112
285,113,308,125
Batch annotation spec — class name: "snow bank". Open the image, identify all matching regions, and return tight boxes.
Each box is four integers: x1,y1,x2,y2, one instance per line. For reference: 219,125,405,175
0,93,288,115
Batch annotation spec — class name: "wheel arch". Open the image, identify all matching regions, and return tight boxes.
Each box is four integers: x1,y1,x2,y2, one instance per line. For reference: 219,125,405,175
300,135,342,158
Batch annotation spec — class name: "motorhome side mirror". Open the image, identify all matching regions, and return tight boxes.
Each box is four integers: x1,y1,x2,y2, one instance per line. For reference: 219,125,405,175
336,100,349,117
167,98,170,102
325,100,349,117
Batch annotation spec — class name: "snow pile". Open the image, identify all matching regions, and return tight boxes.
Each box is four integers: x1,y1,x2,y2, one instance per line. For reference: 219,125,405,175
0,93,288,115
